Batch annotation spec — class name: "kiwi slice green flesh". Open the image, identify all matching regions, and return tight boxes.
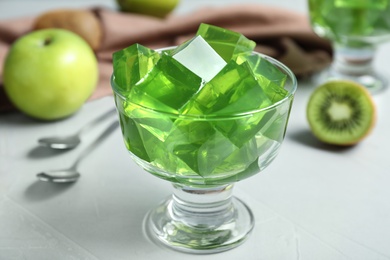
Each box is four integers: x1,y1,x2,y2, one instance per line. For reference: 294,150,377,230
307,80,376,146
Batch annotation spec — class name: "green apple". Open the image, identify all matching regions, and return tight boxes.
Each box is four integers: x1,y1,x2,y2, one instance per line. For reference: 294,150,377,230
116,0,180,18
3,28,98,120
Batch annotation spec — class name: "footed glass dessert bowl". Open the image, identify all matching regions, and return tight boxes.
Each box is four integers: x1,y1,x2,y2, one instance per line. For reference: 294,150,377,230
111,24,297,253
308,0,390,94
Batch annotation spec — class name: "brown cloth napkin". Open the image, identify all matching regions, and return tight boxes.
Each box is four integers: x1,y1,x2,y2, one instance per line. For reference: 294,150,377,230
0,4,332,113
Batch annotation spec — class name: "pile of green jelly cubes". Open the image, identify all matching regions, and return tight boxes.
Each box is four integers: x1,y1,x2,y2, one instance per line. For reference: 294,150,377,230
112,23,290,185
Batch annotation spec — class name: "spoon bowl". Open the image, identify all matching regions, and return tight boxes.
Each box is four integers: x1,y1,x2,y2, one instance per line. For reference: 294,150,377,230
37,170,80,183
38,108,116,150
38,135,81,150
37,120,119,183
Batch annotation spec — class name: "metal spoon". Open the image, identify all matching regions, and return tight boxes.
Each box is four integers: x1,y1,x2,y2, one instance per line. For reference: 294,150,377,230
38,108,116,150
37,120,119,183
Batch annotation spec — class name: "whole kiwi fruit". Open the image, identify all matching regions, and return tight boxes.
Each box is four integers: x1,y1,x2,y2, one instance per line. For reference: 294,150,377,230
34,9,102,51
307,80,376,146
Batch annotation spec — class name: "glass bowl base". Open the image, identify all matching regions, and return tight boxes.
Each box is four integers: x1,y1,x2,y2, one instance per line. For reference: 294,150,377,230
144,194,254,254
314,67,388,95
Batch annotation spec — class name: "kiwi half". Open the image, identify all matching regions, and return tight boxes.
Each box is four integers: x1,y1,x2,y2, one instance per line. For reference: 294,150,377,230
307,80,376,146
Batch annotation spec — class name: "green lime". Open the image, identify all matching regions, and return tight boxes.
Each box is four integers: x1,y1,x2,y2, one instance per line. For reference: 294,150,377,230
116,0,180,18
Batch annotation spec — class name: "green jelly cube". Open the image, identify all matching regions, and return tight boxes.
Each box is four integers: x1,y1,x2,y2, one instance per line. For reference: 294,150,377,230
117,109,150,162
165,120,216,174
171,143,202,174
166,122,260,178
130,52,203,112
213,109,276,148
197,131,239,177
261,100,292,142
141,130,173,172
196,23,256,62
122,106,179,173
246,54,288,102
169,120,216,145
213,158,260,184
335,0,387,9
112,44,160,94
211,137,259,177
137,125,196,177
172,35,227,82
180,60,272,116
125,104,174,143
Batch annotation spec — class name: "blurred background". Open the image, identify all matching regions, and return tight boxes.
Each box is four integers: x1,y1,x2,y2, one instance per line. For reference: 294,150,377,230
0,0,308,19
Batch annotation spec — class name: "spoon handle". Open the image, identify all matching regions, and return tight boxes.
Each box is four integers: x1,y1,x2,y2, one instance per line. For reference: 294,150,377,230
71,120,120,170
77,108,117,136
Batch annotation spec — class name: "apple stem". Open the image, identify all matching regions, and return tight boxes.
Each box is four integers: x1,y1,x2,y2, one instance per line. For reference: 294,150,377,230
43,37,52,46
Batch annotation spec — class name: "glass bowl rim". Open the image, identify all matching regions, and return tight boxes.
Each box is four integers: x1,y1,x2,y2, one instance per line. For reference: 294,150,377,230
111,47,297,120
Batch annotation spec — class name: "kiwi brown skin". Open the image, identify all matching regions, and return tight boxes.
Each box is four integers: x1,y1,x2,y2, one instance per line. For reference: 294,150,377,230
306,80,376,146
34,9,102,51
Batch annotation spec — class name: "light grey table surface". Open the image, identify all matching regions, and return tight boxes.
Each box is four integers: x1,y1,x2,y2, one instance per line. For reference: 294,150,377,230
1,0,390,259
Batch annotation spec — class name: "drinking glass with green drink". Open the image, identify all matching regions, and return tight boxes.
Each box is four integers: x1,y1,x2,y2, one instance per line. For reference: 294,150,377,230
111,24,297,253
309,0,390,93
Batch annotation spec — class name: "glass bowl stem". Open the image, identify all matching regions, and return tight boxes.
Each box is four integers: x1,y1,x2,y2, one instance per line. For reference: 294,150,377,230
145,184,254,253
319,43,387,94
